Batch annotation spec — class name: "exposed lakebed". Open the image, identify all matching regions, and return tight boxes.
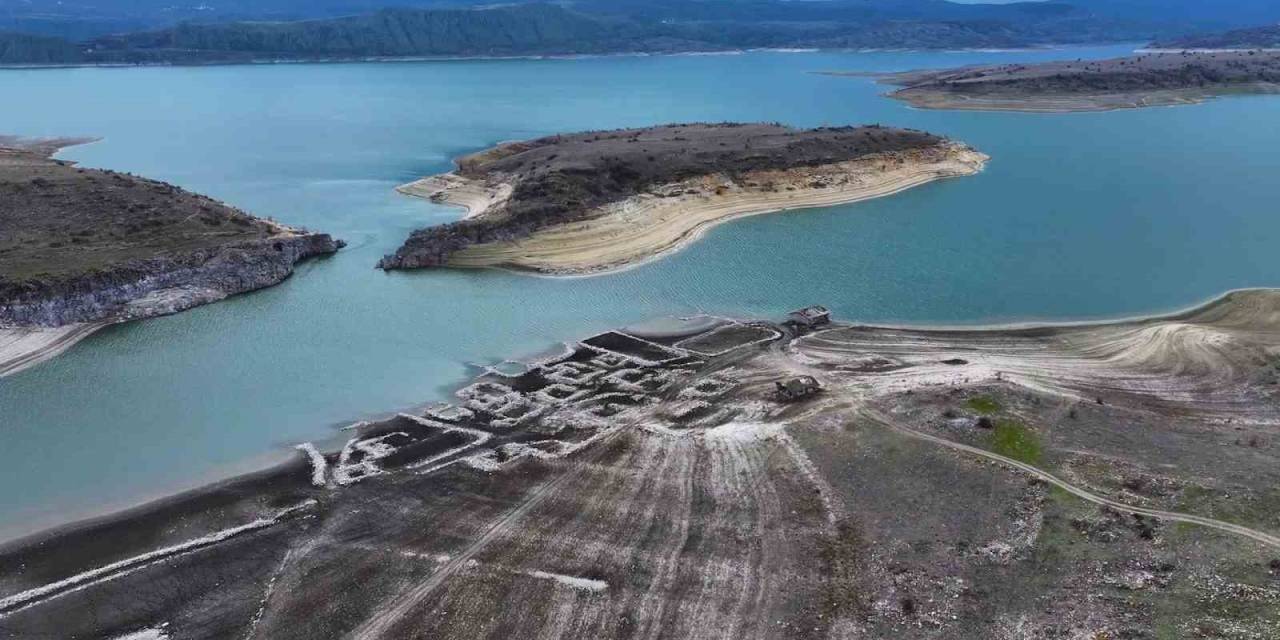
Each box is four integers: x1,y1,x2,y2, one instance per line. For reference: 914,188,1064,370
1,45,1279,541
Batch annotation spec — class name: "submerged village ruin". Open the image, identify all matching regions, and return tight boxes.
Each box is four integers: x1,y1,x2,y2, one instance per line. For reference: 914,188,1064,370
5,289,1280,638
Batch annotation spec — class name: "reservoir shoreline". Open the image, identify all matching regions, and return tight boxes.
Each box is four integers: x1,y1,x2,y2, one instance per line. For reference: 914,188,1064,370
5,286,1279,636
0,285,1271,548
4,49,1280,614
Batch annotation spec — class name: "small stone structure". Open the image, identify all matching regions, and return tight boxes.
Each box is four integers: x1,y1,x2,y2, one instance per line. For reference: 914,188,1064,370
786,306,831,328
775,376,821,401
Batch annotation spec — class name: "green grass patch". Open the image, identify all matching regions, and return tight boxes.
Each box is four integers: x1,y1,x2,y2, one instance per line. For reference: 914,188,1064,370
965,395,1001,415
990,419,1042,465
1173,485,1280,531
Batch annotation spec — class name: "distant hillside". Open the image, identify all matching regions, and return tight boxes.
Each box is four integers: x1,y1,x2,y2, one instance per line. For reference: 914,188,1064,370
1070,0,1280,31
87,5,643,61
7,0,1280,44
8,0,1280,66
1,1,1154,66
1153,25,1280,50
0,31,83,64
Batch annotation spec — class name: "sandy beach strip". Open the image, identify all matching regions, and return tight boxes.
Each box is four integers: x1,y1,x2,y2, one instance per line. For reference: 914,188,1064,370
890,83,1280,113
892,88,1208,113
396,174,512,220
426,143,987,275
0,323,104,378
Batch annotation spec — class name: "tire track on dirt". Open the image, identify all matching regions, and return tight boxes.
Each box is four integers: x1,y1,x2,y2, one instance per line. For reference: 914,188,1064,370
858,408,1280,549
347,427,626,640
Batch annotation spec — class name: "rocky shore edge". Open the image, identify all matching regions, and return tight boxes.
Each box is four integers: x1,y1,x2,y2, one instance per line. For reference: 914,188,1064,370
0,232,343,378
1,232,343,327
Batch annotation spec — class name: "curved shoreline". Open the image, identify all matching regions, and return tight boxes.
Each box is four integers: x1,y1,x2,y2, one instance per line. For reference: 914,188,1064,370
4,286,1280,637
395,173,511,221
832,287,1280,333
0,323,105,379
0,232,342,379
860,50,1280,113
401,142,988,276
3,284,1273,546
1,136,346,377
888,83,1280,113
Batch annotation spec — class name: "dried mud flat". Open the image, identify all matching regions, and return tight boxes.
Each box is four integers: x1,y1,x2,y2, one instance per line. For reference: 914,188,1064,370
4,290,1280,639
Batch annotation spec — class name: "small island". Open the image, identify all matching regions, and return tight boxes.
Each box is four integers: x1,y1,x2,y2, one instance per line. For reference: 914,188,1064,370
1152,25,1280,51
863,50,1280,113
378,123,987,275
0,137,343,377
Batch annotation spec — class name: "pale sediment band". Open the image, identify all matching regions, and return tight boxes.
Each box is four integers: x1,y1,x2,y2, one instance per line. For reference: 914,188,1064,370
0,323,104,378
414,142,987,275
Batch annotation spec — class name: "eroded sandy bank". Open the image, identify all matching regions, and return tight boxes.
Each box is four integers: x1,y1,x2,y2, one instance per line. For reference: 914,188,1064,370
890,83,1280,113
0,324,104,378
403,142,987,275
396,174,512,220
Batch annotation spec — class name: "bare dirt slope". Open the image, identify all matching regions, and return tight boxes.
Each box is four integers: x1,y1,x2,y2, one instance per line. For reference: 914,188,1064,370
864,50,1280,112
3,290,1279,639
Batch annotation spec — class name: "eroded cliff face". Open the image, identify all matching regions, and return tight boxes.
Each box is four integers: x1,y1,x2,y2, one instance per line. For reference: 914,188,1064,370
1,137,345,328
0,233,343,326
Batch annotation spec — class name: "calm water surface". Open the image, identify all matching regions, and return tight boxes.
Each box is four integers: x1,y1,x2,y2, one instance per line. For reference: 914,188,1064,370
2,46,1279,540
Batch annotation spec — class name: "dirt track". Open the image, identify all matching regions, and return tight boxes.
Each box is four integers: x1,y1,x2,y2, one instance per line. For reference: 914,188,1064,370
858,407,1280,549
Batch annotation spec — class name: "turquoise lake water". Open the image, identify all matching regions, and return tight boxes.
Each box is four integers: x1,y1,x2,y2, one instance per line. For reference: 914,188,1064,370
2,46,1279,540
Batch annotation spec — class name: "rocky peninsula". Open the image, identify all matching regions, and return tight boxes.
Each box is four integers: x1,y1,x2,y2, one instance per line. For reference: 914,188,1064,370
865,50,1280,112
3,289,1279,638
1152,25,1280,51
379,123,987,275
0,137,343,377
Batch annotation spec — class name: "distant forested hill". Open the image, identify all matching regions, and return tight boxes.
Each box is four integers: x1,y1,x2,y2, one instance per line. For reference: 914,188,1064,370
0,31,83,64
4,0,1280,66
3,2,1140,65
6,0,1280,43
1153,25,1280,50
1069,0,1280,31
88,5,638,60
